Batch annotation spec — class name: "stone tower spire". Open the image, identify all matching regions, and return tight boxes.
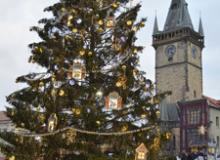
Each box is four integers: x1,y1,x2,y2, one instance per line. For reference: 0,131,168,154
198,18,204,36
153,15,159,35
153,0,204,104
164,0,194,31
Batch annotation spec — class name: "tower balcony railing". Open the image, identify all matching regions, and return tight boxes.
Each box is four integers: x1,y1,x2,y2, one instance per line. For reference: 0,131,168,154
153,27,204,48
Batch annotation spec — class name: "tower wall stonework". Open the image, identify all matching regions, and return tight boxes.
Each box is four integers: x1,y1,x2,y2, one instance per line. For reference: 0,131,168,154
155,39,203,103
156,64,186,103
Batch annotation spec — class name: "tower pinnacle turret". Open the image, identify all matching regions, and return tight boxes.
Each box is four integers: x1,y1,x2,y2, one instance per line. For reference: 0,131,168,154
153,15,159,35
198,18,204,36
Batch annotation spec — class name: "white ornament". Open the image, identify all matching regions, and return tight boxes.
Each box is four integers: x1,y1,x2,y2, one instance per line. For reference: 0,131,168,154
76,18,82,24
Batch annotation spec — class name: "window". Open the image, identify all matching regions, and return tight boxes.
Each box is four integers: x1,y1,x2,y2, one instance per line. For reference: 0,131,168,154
187,129,204,145
193,90,197,98
137,152,145,159
173,135,176,149
217,136,219,147
216,117,219,127
187,109,201,125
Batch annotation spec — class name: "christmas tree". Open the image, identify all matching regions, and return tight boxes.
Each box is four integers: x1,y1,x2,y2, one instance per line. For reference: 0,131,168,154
0,0,170,160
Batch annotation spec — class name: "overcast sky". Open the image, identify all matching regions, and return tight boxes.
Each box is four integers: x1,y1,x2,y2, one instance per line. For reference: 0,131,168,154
0,0,219,110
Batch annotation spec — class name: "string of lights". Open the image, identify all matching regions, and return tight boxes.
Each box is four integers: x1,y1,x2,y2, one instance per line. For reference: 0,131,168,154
13,125,156,137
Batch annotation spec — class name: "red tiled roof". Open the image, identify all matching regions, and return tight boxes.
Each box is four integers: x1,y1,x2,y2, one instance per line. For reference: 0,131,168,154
203,95,220,108
0,111,10,121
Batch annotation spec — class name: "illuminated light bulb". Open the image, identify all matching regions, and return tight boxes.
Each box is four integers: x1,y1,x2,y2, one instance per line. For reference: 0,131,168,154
96,121,101,125
76,18,82,24
96,90,103,99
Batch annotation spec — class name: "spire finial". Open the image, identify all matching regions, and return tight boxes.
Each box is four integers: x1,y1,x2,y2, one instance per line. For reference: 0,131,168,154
198,16,204,36
153,13,159,35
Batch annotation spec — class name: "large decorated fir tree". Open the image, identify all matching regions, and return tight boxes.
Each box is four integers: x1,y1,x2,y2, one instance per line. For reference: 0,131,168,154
0,0,170,160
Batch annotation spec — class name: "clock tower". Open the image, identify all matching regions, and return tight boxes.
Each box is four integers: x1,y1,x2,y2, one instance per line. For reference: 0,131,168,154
153,0,204,104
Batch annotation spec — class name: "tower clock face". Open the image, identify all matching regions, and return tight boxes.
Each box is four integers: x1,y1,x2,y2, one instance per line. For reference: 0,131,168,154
192,46,197,59
165,45,176,61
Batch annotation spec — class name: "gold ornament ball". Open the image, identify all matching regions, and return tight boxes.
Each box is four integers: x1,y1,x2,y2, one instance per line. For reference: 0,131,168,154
141,114,147,118
111,2,118,8
166,132,172,140
133,48,138,54
51,77,56,82
72,28,78,33
106,19,114,28
59,90,65,96
75,108,81,115
122,65,127,70
121,125,128,132
79,50,86,56
98,19,104,25
97,27,104,33
68,15,73,21
9,156,15,160
126,20,133,26
72,108,76,113
88,51,93,56
67,21,72,27
39,82,44,87
141,22,145,27
72,9,77,14
61,7,66,12
116,81,122,87
132,26,138,32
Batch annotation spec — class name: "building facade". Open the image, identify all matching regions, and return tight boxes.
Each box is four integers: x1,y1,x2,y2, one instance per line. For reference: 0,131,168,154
153,0,220,157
